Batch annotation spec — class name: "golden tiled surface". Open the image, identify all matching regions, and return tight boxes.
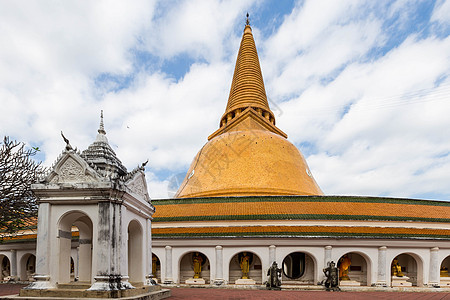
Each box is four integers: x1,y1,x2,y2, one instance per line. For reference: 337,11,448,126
152,225,450,238
223,25,273,121
175,129,323,198
153,199,450,221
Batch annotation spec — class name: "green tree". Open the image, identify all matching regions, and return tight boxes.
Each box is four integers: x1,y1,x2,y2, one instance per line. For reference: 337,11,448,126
0,136,45,240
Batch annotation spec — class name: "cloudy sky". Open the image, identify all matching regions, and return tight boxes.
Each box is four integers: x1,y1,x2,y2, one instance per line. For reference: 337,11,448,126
1,0,449,201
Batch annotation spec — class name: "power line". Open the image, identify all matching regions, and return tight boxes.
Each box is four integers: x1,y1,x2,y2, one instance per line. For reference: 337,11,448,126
295,82,450,116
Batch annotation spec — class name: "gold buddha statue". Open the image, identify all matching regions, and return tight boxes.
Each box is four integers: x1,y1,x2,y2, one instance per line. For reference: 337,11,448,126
240,252,250,279
152,255,157,276
193,252,203,279
441,266,449,277
339,254,351,281
391,258,404,277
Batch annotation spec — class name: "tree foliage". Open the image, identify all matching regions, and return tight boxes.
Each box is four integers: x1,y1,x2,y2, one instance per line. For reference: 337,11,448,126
0,136,46,238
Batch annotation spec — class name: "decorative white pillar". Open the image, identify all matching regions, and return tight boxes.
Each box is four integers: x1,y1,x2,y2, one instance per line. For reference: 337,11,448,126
324,245,332,267
214,246,224,285
145,218,155,285
78,241,92,282
269,245,276,264
376,246,387,286
26,202,53,289
429,247,439,287
164,246,173,284
322,245,332,281
89,202,132,291
10,250,17,280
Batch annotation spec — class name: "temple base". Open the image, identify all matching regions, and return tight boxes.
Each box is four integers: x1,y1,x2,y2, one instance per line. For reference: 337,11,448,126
19,284,170,299
391,276,412,287
88,275,134,291
440,277,450,287
213,279,225,286
185,278,206,285
235,278,256,285
339,280,361,286
23,275,54,290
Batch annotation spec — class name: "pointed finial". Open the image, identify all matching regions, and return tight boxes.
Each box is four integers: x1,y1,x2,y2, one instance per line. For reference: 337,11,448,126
246,13,250,25
61,131,73,151
98,110,106,135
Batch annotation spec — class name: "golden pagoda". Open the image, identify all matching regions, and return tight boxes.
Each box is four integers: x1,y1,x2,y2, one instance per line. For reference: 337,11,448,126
175,20,322,198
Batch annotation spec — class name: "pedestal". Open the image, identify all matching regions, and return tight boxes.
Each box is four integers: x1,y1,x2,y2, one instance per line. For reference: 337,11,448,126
24,275,54,290
185,278,206,284
88,275,134,291
391,276,412,287
339,280,361,286
213,279,225,286
235,278,256,285
440,277,450,287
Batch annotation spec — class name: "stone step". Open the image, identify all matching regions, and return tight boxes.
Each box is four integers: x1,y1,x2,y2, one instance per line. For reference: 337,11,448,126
19,285,170,299
57,282,91,290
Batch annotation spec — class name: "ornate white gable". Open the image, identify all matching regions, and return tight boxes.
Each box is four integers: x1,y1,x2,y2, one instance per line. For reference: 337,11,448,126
125,171,151,202
47,152,101,184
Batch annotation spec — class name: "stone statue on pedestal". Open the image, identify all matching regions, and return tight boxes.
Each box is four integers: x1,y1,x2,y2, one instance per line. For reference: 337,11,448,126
266,262,282,290
322,261,340,291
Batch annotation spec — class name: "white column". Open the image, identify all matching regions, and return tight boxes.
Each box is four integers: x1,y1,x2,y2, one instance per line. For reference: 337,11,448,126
269,245,276,264
376,246,387,286
120,205,128,282
78,241,92,282
322,245,332,281
145,218,155,285
324,245,332,267
214,246,224,285
89,202,132,291
10,250,17,280
27,202,53,289
164,246,173,284
429,247,439,286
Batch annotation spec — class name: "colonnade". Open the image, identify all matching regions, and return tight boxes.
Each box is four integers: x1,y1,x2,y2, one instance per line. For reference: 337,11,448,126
0,250,36,281
151,244,450,287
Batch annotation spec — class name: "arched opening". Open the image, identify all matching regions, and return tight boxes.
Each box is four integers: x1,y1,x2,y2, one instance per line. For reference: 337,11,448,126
58,211,93,284
440,255,450,287
281,252,315,285
128,220,143,284
19,253,36,281
152,253,161,283
337,253,369,286
229,251,262,284
179,251,210,284
391,253,419,286
0,255,11,281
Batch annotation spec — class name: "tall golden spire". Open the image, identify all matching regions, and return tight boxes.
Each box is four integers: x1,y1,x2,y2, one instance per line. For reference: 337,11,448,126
176,15,323,198
219,15,276,130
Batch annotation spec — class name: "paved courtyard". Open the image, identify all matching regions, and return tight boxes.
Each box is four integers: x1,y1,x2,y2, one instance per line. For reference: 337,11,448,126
167,288,450,300
1,284,450,299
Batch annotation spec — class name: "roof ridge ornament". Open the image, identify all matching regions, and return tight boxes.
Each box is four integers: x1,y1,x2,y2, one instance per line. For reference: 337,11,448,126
60,131,73,151
98,110,106,135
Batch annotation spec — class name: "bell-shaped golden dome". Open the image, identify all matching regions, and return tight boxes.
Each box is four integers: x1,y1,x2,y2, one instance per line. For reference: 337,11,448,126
175,20,323,198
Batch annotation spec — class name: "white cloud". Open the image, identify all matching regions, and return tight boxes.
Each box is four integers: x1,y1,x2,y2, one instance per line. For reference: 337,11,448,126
143,0,256,62
1,0,449,201
100,61,232,171
431,0,450,25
